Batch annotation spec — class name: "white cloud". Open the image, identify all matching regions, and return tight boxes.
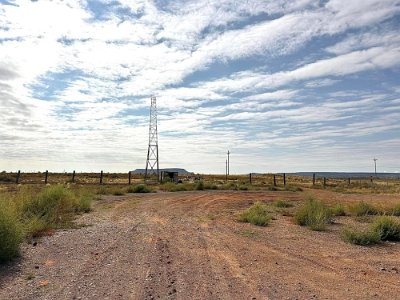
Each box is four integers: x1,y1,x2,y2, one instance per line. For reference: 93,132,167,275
1,0,400,173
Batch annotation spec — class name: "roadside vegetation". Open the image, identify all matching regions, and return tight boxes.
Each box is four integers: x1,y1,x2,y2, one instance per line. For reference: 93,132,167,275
342,216,400,245
294,197,332,231
0,185,95,263
127,184,152,193
238,202,271,226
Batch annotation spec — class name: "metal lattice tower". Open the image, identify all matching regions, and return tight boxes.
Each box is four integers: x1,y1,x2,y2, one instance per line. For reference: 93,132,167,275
145,96,159,181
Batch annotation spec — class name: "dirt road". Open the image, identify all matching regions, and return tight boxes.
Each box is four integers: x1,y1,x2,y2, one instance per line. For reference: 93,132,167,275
1,191,399,299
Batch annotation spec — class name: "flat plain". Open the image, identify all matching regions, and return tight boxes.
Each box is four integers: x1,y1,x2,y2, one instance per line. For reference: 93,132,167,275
1,185,399,300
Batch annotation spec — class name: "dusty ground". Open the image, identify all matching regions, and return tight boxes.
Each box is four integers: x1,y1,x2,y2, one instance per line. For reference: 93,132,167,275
1,190,400,300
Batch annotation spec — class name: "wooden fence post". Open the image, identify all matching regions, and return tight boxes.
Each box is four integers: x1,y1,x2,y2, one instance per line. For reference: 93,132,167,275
72,170,76,183
323,177,326,188
348,177,350,185
100,170,103,184
128,171,132,185
312,173,315,185
249,173,252,184
273,175,276,186
45,170,48,184
283,173,286,186
16,170,21,184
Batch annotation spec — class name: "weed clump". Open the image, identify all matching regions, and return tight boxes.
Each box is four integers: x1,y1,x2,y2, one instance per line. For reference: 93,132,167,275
238,202,271,226
294,198,332,231
341,227,381,245
390,204,400,216
274,199,293,208
331,204,346,216
350,201,380,216
196,181,204,190
0,200,23,262
22,185,93,237
370,216,400,241
127,184,151,193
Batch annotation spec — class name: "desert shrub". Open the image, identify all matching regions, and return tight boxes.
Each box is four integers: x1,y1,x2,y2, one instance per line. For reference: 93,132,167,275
370,216,400,241
294,198,332,231
331,204,346,216
161,182,195,192
389,203,400,216
274,199,293,208
23,185,76,224
284,185,303,192
238,202,271,226
342,227,381,245
127,184,151,193
0,200,23,262
203,182,218,190
112,188,125,196
196,181,204,190
96,186,110,195
350,201,380,216
76,191,93,213
22,185,92,235
238,185,249,191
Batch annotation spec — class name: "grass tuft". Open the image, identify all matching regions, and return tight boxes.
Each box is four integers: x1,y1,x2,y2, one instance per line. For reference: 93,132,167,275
127,184,151,193
294,197,332,231
331,203,346,216
238,202,271,226
196,181,204,190
273,199,293,208
370,216,400,241
0,200,23,262
350,201,380,216
389,203,400,216
341,227,381,245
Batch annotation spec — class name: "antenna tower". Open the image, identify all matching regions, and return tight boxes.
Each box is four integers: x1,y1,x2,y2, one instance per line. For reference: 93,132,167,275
145,96,159,181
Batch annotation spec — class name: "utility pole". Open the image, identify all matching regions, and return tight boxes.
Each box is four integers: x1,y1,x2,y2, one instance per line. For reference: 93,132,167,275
373,158,378,175
225,159,228,182
145,96,160,181
227,150,230,176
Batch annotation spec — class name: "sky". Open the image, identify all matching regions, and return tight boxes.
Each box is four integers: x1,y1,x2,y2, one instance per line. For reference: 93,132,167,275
1,0,400,174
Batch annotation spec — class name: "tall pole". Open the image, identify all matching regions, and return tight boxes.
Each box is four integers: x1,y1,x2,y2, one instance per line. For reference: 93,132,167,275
227,150,230,176
225,159,228,182
145,96,160,181
373,158,377,175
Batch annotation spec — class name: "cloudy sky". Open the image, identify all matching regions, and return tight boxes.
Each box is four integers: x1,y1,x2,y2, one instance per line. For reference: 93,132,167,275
1,0,400,174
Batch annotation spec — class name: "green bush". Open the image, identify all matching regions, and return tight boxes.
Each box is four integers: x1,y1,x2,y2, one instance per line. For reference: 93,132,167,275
331,204,346,216
274,199,293,208
112,189,125,196
161,182,195,192
196,181,204,190
22,185,92,236
127,184,151,193
238,202,271,226
350,201,379,216
238,185,249,191
370,216,400,241
76,191,93,213
342,227,381,245
0,185,94,263
0,200,23,262
294,198,332,231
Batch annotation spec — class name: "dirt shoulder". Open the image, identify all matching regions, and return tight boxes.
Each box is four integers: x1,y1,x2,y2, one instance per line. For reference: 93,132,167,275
1,190,399,299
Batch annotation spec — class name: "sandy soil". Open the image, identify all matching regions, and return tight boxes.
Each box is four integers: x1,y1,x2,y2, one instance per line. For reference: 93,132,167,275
1,190,399,300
